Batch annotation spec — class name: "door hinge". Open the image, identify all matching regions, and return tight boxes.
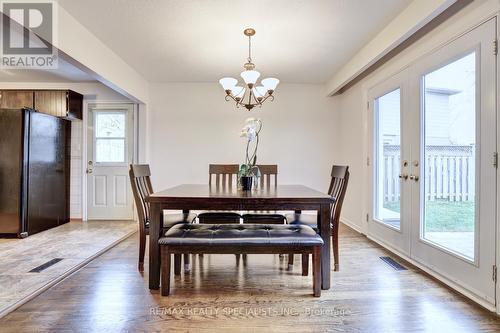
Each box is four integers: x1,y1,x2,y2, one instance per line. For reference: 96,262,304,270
493,265,497,282
366,213,369,222
494,39,498,55
367,101,370,110
493,152,498,168
367,157,370,166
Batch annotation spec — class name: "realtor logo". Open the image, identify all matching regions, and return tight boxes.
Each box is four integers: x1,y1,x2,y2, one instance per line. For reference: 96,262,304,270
0,0,58,69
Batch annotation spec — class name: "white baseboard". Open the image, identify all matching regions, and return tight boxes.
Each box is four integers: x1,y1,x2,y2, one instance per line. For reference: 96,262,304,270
340,217,365,234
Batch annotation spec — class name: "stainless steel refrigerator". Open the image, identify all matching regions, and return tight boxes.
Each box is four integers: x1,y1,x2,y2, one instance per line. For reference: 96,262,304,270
0,108,70,237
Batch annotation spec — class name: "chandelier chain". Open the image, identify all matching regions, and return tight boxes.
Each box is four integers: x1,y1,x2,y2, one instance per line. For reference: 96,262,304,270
247,35,252,63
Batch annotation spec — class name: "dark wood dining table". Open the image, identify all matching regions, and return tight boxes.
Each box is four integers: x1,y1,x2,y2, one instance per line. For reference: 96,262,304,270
146,184,334,290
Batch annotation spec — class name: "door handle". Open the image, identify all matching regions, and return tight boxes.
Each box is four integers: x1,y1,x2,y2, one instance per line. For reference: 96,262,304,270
87,161,93,174
409,174,419,181
398,174,408,180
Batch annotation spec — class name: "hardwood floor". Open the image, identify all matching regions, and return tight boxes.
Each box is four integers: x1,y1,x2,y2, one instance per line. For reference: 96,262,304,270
1,224,500,332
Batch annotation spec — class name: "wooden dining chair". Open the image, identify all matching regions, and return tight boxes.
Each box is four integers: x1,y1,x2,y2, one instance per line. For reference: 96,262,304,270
286,165,349,273
129,164,197,271
197,164,242,224
241,165,286,224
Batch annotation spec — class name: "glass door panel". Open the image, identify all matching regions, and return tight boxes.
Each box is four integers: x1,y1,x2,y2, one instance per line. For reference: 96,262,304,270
421,52,476,260
374,88,401,230
368,69,411,256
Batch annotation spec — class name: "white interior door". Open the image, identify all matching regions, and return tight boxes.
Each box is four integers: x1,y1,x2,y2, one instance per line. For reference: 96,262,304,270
367,70,412,256
409,19,496,305
87,104,135,220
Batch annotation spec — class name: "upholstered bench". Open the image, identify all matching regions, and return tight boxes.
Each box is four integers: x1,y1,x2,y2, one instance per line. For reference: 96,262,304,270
159,223,324,297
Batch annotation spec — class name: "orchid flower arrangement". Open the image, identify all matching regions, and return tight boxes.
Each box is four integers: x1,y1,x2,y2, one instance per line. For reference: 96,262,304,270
238,117,262,180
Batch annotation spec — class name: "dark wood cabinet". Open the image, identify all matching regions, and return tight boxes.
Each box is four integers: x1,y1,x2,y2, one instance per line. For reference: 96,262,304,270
34,90,66,117
65,90,83,120
0,90,34,109
0,89,83,120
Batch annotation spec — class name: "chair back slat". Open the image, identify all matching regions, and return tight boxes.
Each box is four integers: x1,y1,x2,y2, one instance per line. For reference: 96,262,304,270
129,164,153,231
256,164,278,189
328,165,350,228
209,164,239,189
252,164,278,214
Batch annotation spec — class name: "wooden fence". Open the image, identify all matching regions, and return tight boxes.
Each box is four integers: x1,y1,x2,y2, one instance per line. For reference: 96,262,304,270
383,145,475,202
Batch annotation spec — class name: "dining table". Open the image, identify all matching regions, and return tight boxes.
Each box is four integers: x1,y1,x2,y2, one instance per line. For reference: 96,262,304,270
146,184,334,290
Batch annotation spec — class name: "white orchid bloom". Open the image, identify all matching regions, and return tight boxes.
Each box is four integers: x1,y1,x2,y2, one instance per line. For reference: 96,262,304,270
246,117,261,126
246,128,257,141
240,124,257,141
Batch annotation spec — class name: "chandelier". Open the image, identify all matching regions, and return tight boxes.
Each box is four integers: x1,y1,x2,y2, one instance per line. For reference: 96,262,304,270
219,28,279,111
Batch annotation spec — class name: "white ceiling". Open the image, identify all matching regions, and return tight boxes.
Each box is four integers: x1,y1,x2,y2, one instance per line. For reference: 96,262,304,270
56,0,412,84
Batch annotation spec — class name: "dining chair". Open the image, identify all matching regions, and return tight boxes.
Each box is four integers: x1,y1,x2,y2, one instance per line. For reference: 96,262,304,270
286,165,349,273
197,164,242,223
241,164,286,224
129,164,197,271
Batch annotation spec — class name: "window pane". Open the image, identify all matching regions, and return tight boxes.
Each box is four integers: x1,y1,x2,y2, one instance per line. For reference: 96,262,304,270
374,88,401,229
422,52,475,260
96,113,125,138
96,139,125,163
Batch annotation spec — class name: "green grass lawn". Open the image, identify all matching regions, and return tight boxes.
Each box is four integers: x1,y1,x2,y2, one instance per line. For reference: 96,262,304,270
384,200,475,232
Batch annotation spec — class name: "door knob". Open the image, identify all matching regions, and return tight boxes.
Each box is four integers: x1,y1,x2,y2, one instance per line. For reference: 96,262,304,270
409,174,419,181
398,174,408,180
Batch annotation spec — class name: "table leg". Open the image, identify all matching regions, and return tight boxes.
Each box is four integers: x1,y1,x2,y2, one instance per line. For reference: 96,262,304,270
149,202,163,290
318,203,331,290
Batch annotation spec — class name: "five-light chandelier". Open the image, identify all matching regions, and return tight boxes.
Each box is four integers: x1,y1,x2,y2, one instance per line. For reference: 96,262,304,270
219,28,279,111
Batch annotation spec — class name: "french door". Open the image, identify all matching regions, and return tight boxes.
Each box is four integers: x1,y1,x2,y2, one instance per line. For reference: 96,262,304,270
368,18,496,305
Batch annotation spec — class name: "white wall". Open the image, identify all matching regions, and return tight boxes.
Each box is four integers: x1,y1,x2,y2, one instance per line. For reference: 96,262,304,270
147,83,339,192
334,84,366,229
0,82,132,219
332,0,499,231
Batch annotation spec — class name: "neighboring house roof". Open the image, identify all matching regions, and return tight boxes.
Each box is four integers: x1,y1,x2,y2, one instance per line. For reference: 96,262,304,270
425,87,462,95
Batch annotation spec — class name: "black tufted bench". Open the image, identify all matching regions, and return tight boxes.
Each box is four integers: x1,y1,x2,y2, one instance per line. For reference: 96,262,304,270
159,223,324,297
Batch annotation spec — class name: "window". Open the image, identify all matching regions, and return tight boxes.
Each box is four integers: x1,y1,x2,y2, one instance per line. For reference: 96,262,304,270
94,112,126,163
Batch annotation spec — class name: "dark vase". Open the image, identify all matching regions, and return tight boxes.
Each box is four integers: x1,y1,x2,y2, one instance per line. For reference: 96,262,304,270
240,176,253,191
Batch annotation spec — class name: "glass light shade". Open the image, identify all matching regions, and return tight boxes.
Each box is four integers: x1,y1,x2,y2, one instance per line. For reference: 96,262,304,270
219,77,237,91
240,70,261,85
253,86,267,97
233,86,246,99
261,78,280,91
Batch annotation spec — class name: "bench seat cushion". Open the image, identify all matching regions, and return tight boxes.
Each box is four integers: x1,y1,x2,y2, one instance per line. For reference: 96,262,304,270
159,223,323,247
